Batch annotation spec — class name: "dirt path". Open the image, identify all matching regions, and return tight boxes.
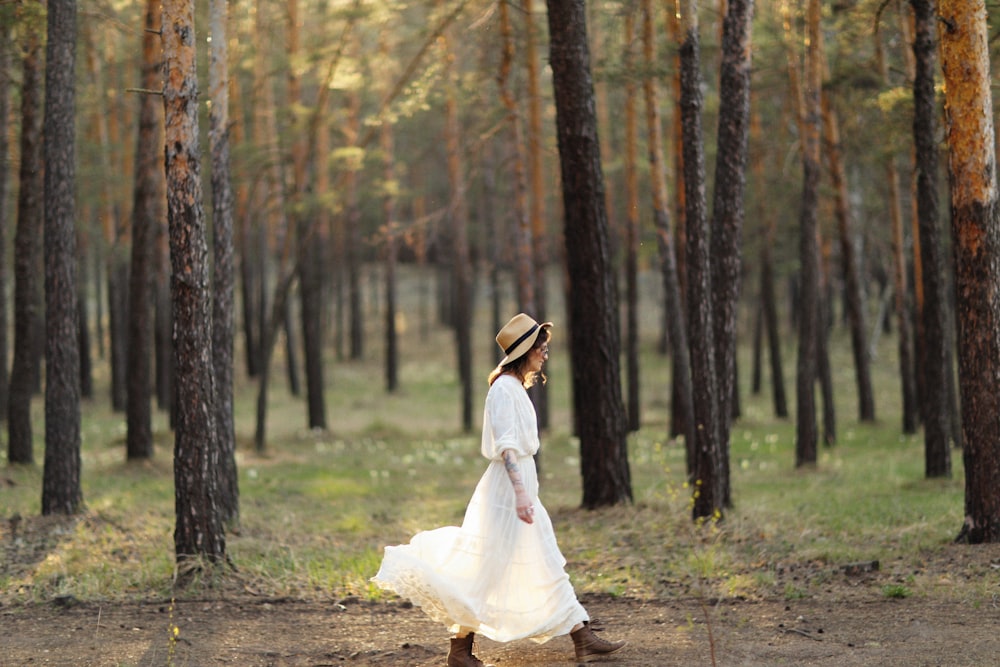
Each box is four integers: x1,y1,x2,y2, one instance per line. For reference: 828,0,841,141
2,592,998,666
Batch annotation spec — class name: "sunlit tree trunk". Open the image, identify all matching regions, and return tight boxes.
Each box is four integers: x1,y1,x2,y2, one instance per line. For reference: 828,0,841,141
42,0,82,515
937,0,1000,543
162,0,226,567
911,0,952,478
125,0,164,461
642,0,695,463
546,0,632,508
8,10,44,465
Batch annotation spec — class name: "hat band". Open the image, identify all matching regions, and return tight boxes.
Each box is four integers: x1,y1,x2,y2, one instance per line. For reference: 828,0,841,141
504,323,538,356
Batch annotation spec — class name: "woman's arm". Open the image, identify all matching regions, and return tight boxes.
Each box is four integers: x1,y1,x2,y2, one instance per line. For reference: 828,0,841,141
502,448,534,524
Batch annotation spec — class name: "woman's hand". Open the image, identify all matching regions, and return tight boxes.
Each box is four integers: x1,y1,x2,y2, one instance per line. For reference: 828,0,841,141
515,488,534,524
502,449,534,524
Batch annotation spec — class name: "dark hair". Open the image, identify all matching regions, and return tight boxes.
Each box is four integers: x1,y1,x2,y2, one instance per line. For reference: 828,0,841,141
489,327,550,387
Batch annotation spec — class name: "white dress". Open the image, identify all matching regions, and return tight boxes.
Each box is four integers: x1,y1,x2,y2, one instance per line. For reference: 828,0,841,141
371,374,589,643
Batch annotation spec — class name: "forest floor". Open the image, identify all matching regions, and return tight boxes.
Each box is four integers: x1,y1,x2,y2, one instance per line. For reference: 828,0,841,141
3,544,999,667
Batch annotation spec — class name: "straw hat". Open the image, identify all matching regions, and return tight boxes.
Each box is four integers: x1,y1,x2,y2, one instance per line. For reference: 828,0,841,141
495,313,552,366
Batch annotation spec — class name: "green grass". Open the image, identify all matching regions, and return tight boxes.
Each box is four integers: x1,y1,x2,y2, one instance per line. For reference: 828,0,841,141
0,274,974,608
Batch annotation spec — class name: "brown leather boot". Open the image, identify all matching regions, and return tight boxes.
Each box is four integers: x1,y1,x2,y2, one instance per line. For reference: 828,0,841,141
447,633,489,667
570,622,626,663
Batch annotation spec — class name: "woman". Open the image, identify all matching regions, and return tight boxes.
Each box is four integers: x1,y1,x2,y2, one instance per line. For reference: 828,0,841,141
372,313,626,666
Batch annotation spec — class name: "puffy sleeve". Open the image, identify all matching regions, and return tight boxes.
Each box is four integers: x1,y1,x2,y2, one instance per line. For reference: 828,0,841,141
481,379,532,460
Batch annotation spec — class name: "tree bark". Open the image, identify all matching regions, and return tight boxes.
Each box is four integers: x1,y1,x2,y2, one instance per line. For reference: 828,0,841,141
42,0,82,515
88,39,128,416
8,12,44,465
0,18,12,423
623,7,641,433
750,108,788,419
820,71,876,423
162,0,226,566
679,0,722,519
210,0,239,526
126,0,165,461
911,0,952,478
668,4,690,444
876,15,918,435
499,0,535,320
524,0,550,431
290,0,326,430
345,85,364,362
641,0,695,466
937,0,1000,543
443,19,474,433
545,0,632,508
710,0,753,507
793,0,821,467
375,29,400,394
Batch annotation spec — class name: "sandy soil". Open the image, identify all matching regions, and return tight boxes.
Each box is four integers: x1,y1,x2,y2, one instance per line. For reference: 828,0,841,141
3,583,999,667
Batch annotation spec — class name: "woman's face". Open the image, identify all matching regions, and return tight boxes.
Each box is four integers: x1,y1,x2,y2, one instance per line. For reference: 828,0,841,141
525,340,549,373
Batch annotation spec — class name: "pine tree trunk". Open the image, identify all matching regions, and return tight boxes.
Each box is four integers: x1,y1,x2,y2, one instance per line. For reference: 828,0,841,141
877,18,919,434
679,0,722,519
793,0,821,467
499,0,535,320
443,21,474,434
524,0,550,431
710,0,753,507
623,7,641,433
290,0,326,430
345,86,364,361
210,0,239,526
912,0,952,479
641,0,695,469
668,5,690,444
77,227,93,400
820,62,875,423
8,15,44,465
42,0,82,515
108,261,129,412
0,18,12,422
162,0,226,566
546,0,632,508
938,0,1000,543
751,109,788,419
126,0,165,461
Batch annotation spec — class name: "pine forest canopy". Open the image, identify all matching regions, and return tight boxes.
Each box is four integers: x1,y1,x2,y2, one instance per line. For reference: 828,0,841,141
2,0,1000,557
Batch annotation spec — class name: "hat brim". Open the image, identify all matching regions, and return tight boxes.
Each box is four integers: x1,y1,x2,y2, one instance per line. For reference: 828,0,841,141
498,322,552,366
